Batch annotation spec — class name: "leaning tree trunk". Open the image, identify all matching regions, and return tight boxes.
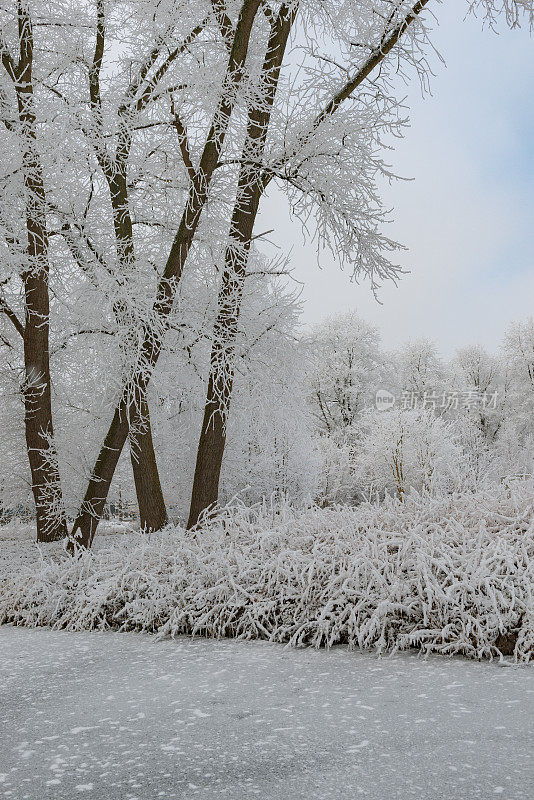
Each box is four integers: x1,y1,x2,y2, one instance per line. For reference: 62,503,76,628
187,0,431,527
12,5,67,541
187,322,239,528
108,168,168,532
187,3,296,528
89,0,168,534
69,396,131,548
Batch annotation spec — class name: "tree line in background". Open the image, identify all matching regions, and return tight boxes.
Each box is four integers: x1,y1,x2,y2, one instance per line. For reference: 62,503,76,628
0,0,532,545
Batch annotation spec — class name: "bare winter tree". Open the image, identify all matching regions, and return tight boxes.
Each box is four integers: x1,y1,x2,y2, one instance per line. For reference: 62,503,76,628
0,2,67,541
186,0,533,526
306,311,386,435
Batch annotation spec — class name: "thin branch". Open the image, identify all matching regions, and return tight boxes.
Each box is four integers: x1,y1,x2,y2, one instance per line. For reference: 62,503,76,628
0,295,24,337
131,20,207,114
121,39,165,109
52,328,115,354
211,0,234,51
263,0,431,187
315,0,430,125
88,0,112,172
171,100,196,182
88,0,105,114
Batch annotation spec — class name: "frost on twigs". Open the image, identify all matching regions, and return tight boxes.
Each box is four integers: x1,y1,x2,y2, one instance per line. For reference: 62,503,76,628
1,487,532,662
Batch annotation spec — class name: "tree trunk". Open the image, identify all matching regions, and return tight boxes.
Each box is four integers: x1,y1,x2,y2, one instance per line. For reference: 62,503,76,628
187,4,296,528
22,276,67,542
70,398,131,548
101,85,167,531
130,397,168,530
87,1,167,532
187,365,235,527
108,171,167,532
13,5,67,542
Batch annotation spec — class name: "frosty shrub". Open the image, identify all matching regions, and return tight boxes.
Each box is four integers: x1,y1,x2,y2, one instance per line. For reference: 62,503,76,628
355,408,461,500
314,434,359,506
446,415,496,491
1,487,532,662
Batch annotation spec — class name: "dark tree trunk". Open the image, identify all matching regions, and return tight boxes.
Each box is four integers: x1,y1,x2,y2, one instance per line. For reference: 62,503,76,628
187,366,235,527
187,4,296,528
130,397,167,530
12,5,67,542
108,170,167,533
71,0,262,548
22,280,67,543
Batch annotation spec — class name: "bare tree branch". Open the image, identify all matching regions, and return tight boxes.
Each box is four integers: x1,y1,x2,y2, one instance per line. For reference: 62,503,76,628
129,19,208,114
0,294,24,337
264,0,431,187
211,0,234,50
171,100,196,181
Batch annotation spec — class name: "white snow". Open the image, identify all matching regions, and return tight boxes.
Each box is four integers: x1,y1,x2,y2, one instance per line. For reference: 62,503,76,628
0,626,532,800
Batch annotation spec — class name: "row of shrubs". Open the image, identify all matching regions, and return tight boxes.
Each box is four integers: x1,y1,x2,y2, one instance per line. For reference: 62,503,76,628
1,487,532,661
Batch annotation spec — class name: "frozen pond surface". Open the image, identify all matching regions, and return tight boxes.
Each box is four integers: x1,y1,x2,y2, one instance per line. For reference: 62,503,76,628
1,626,533,800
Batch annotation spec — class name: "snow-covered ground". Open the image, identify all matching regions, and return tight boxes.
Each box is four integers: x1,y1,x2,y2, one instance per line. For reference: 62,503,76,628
1,626,532,800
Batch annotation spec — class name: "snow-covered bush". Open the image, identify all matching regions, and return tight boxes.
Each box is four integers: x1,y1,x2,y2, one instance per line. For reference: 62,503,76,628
493,422,534,482
1,487,532,662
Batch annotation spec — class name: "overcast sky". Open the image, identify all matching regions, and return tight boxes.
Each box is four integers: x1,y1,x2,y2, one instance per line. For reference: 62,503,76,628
258,3,534,357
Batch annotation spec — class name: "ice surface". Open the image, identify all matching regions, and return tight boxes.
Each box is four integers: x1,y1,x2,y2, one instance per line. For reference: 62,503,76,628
1,626,532,799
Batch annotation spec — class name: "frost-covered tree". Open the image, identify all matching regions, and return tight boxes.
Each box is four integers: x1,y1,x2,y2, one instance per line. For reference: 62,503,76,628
1,0,215,537
1,0,532,545
395,338,446,408
307,311,386,434
503,317,534,437
355,408,460,500
0,2,68,540
451,344,507,440
187,0,533,527
141,267,318,516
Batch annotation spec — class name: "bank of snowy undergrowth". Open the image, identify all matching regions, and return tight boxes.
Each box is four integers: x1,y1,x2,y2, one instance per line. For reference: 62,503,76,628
1,489,533,661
